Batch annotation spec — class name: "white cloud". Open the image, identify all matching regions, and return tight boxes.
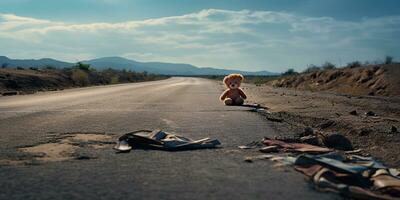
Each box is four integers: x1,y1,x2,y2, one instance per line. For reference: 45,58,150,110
0,9,399,71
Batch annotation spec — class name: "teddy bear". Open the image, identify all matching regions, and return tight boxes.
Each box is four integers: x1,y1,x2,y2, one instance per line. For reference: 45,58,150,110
219,74,247,105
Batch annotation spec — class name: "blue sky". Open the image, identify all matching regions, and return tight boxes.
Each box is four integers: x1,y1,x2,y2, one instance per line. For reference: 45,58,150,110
0,0,399,72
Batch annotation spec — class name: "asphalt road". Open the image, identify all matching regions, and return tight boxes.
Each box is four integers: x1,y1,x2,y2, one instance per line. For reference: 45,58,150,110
0,77,337,200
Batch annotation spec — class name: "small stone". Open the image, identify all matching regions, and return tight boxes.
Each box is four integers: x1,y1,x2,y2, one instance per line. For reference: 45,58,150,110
300,135,323,146
365,111,377,116
324,133,353,151
392,126,398,133
349,110,358,115
359,128,371,136
303,127,314,136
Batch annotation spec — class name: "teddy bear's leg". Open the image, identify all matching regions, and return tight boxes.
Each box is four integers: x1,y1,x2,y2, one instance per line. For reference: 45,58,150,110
224,98,233,105
234,97,244,105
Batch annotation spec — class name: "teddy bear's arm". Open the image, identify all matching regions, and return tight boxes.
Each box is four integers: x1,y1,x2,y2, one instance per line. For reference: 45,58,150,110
220,89,229,101
238,88,247,99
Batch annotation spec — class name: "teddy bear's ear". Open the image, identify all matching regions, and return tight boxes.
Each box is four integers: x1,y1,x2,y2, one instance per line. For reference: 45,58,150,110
239,74,244,81
223,76,229,85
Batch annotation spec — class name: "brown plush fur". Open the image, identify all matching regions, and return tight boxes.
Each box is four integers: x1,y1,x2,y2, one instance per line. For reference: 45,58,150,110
219,74,247,105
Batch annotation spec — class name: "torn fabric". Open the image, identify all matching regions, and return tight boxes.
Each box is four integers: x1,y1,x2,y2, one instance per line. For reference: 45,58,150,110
114,129,221,152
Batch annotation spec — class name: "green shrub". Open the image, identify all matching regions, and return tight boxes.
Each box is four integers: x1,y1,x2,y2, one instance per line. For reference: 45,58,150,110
385,56,393,64
347,61,362,68
71,69,89,86
322,62,336,70
45,65,56,70
73,62,91,71
282,68,298,76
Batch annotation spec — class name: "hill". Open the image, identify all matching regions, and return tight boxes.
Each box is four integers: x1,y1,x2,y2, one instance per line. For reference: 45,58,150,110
0,56,277,76
0,56,73,68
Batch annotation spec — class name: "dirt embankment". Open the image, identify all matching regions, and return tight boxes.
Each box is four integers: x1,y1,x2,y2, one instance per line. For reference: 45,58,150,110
269,64,400,97
0,68,73,95
0,68,167,95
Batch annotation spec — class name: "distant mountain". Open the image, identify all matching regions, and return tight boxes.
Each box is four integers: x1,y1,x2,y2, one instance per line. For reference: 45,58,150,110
0,56,278,76
82,56,278,76
0,56,73,68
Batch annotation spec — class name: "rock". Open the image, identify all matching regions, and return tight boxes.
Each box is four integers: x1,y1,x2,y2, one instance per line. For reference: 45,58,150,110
365,111,377,116
304,127,314,135
300,135,324,146
359,128,371,136
300,127,314,137
323,133,353,151
349,110,358,115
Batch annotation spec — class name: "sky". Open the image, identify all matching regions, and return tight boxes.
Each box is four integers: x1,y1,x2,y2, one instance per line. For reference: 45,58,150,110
0,0,399,72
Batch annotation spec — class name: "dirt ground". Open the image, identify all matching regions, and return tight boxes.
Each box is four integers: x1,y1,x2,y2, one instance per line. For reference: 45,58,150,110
270,64,400,97
243,84,400,167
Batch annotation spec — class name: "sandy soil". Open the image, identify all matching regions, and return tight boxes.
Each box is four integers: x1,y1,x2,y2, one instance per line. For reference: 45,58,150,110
243,84,400,167
6,133,114,164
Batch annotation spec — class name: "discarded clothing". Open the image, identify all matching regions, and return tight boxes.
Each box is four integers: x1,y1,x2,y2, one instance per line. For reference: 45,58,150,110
239,135,400,199
262,137,332,154
294,152,400,199
114,129,221,152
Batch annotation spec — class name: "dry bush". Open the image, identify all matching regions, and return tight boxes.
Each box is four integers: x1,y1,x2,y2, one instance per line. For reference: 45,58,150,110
71,69,89,86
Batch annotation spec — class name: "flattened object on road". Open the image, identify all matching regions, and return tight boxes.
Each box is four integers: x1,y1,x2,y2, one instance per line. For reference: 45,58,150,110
114,129,221,152
294,152,400,199
263,137,332,154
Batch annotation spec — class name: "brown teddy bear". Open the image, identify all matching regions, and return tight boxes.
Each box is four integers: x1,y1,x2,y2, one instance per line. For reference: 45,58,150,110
219,74,247,105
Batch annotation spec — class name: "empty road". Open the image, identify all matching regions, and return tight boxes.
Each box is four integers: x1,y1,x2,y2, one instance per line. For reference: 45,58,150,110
0,77,335,200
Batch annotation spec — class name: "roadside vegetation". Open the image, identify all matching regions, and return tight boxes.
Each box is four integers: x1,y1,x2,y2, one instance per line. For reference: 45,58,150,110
0,62,169,95
270,56,399,97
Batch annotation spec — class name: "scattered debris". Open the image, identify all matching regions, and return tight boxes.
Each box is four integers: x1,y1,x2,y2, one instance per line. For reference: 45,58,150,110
244,154,274,163
244,154,296,165
276,130,353,151
259,146,279,153
114,129,221,152
238,140,264,149
240,134,400,199
294,152,400,199
263,137,331,154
